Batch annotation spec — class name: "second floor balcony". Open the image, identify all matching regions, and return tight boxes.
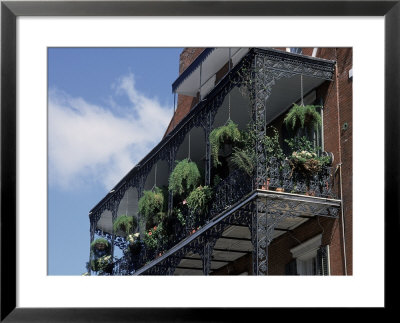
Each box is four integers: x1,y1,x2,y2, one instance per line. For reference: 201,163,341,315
87,48,340,276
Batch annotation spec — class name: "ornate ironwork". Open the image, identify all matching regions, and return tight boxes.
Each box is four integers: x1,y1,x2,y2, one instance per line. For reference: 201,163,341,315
210,169,252,217
88,48,338,276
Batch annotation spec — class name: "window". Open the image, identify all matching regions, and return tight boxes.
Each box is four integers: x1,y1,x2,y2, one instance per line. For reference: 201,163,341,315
289,47,302,54
286,234,330,275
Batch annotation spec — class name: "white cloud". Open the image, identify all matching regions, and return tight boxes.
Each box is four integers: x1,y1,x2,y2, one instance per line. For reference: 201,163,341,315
48,73,172,190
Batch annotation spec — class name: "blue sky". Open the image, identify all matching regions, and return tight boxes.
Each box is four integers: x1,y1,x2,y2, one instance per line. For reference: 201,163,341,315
48,48,183,275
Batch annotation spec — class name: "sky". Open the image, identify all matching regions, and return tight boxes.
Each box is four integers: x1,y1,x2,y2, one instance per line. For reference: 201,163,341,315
48,47,183,275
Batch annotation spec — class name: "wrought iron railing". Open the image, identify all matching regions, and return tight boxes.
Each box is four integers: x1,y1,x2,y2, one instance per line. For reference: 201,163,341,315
111,157,335,275
263,156,335,198
90,48,337,275
210,169,253,217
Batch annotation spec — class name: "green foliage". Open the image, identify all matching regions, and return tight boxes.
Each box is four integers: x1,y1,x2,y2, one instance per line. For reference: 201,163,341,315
113,215,137,236
138,187,165,228
90,255,113,273
285,135,315,153
186,186,212,215
264,126,285,161
168,159,201,196
231,125,284,176
127,233,142,255
143,224,164,250
212,174,221,186
210,120,242,167
231,147,256,177
230,124,256,176
173,207,186,226
283,104,321,131
90,238,111,258
285,136,330,174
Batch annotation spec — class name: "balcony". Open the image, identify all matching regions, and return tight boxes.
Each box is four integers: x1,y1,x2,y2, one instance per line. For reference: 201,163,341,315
88,48,340,276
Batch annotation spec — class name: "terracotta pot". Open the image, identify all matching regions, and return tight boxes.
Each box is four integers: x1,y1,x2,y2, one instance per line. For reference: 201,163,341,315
261,178,270,190
275,187,285,192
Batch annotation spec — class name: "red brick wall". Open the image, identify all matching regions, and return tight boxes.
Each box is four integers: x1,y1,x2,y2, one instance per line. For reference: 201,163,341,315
265,47,353,276
163,47,353,276
309,48,352,275
268,217,337,275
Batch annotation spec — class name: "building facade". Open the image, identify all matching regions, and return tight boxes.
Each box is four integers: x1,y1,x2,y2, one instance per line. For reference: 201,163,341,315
88,47,352,276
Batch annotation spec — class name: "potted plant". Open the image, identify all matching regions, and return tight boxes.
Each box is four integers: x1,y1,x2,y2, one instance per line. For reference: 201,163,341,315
90,238,111,258
264,126,285,191
168,159,201,197
210,120,241,168
285,136,329,175
283,103,322,134
285,136,330,195
185,185,212,228
127,232,142,255
113,214,137,236
90,254,113,274
143,225,163,252
138,187,166,230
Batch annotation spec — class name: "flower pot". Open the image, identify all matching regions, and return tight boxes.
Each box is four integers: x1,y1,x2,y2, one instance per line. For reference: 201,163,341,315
306,190,315,196
261,178,270,190
275,187,285,192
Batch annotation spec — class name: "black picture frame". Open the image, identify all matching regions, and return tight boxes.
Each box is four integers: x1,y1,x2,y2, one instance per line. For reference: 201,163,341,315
1,1,398,321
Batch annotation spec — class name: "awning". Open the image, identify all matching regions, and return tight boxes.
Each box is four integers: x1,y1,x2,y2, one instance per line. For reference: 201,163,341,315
172,48,249,96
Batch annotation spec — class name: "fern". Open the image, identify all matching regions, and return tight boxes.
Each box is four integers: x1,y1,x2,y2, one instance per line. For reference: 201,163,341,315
283,104,321,131
231,125,283,175
186,186,212,214
90,238,111,258
113,215,137,236
210,120,241,167
138,187,165,229
231,147,256,177
168,159,201,196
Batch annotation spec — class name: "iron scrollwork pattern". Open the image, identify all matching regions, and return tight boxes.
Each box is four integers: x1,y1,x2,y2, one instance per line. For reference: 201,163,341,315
89,48,338,276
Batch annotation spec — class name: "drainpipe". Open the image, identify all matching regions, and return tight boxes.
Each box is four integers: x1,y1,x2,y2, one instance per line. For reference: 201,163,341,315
338,163,348,276
334,48,348,275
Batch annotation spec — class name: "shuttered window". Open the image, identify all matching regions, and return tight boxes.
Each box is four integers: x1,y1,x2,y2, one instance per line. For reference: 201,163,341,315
288,234,330,276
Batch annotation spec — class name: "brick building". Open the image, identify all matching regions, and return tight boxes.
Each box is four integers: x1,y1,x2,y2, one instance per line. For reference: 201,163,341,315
88,47,352,276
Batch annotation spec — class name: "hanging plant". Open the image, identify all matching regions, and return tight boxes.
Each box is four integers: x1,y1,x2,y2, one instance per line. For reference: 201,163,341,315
127,232,142,255
138,187,165,229
210,120,241,167
90,238,111,258
231,147,256,177
90,255,113,273
113,215,137,236
168,159,201,196
186,185,212,215
283,104,322,132
230,126,256,177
